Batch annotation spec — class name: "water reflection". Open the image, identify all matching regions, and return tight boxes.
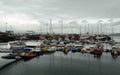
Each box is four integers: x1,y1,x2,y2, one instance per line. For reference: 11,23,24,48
111,55,118,60
0,51,120,75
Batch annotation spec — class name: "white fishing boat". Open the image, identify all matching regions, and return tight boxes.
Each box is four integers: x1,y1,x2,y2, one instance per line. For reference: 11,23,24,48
9,41,26,49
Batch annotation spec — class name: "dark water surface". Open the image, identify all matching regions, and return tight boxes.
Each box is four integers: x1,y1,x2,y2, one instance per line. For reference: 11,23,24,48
0,52,120,75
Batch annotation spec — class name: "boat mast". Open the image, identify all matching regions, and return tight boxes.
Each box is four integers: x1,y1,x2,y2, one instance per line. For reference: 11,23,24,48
97,21,99,35
79,24,81,34
46,24,48,34
61,20,63,35
85,23,86,34
87,24,89,34
92,24,93,35
50,18,52,34
40,24,42,34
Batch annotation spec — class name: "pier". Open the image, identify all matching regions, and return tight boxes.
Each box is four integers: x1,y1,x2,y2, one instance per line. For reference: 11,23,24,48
0,53,16,70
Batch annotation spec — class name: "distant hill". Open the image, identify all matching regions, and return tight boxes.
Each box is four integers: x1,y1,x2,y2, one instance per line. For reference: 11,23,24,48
109,33,120,36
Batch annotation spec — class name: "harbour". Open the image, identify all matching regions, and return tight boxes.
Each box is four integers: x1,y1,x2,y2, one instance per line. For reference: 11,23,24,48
0,35,120,75
0,0,120,75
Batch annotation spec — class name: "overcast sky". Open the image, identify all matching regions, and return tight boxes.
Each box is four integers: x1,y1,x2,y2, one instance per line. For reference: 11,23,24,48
0,0,120,33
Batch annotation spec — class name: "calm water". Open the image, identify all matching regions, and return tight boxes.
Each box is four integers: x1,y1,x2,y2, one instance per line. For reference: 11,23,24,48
0,36,120,75
0,52,120,75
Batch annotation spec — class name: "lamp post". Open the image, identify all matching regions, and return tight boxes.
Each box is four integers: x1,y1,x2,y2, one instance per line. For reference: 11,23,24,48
5,22,7,32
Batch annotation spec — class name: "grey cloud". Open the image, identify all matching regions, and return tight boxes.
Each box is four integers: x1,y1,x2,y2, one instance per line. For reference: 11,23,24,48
1,0,120,18
0,0,120,33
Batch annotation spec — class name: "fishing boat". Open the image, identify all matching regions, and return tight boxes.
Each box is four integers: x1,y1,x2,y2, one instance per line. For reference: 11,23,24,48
20,52,36,59
32,47,43,56
56,44,64,51
63,45,70,54
1,53,21,59
103,43,112,52
73,43,83,52
81,44,92,53
9,41,26,49
90,45,103,56
41,45,56,54
71,47,77,53
91,50,103,56
111,46,120,56
111,50,118,56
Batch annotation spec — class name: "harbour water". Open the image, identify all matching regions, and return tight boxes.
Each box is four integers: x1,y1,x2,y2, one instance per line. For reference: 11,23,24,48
0,52,120,75
0,36,120,75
